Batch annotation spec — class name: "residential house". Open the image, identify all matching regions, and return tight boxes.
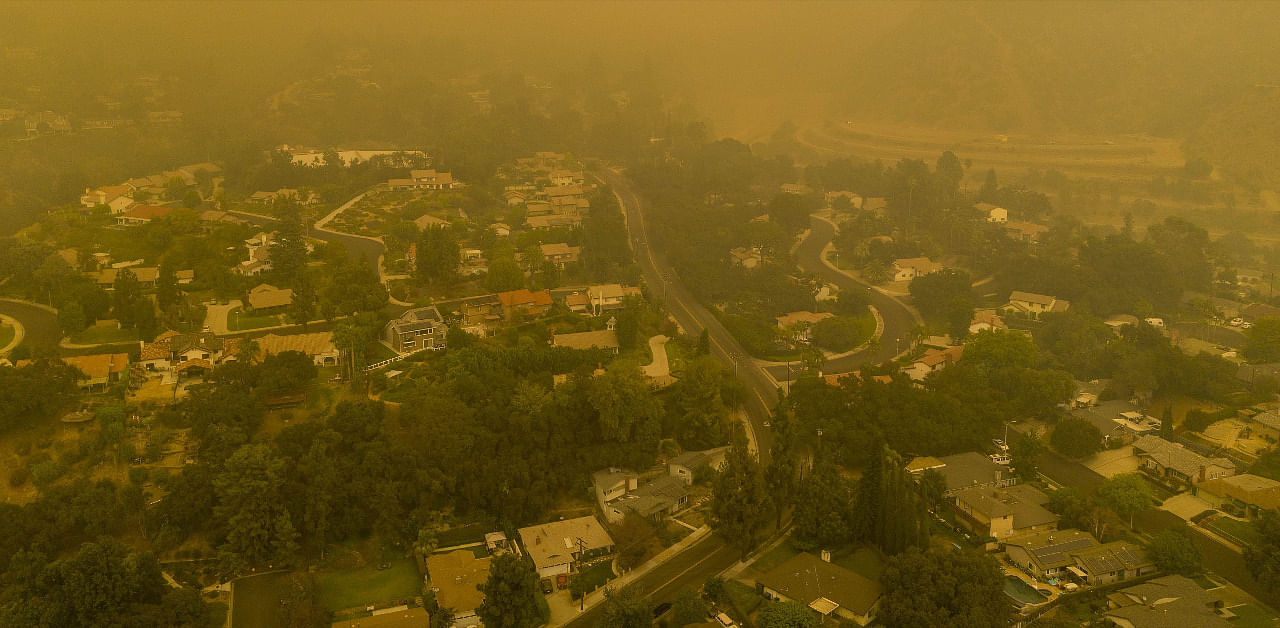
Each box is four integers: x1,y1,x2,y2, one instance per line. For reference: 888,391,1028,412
1104,314,1140,333
1132,435,1236,488
1072,400,1160,447
564,292,591,314
904,345,964,381
540,243,581,269
587,284,638,316
668,447,729,485
891,257,942,282
490,222,511,237
757,552,883,626
1004,529,1153,586
1103,575,1229,628
383,307,447,353
424,550,490,627
498,289,553,317
199,210,245,227
1196,473,1280,519
116,204,175,226
411,169,455,189
969,309,1007,334
977,202,1008,223
176,269,195,285
595,472,690,524
525,213,581,229
548,169,584,186
1005,221,1049,242
908,451,1015,495
137,331,229,375
1247,411,1280,441
436,294,504,337
776,311,834,342
245,284,293,312
503,189,528,206
256,332,339,366
552,329,620,354
729,247,762,269
779,183,811,196
80,185,136,213
516,516,615,578
951,483,1058,543
236,232,275,276
1003,291,1070,317
592,468,638,510
61,353,130,392
92,266,160,289
413,213,450,231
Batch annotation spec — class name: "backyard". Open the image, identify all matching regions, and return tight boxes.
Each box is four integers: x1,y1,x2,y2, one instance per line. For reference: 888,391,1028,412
231,571,294,628
315,557,421,613
68,323,138,345
1207,516,1262,548
228,307,283,331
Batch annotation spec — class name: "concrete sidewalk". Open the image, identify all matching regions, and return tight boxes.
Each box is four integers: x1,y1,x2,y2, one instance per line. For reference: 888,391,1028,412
547,526,710,626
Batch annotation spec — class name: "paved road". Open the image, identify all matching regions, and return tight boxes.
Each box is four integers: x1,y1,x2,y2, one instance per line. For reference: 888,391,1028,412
602,170,775,460
1037,450,1280,608
0,299,60,353
227,209,386,270
760,216,921,382
561,534,737,627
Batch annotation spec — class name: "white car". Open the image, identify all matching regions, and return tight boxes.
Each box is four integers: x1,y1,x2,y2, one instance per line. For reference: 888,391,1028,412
1230,317,1244,327
1242,322,1254,329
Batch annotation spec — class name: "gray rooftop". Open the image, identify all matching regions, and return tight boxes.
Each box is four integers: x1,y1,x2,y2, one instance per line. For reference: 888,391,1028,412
937,452,1006,491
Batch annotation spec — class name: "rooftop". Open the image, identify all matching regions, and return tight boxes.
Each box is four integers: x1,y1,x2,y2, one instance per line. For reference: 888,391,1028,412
517,516,614,571
63,353,129,380
954,483,1058,530
935,452,1007,491
1197,473,1280,510
1133,435,1235,477
1105,575,1228,628
424,549,490,615
757,552,883,617
1004,529,1099,568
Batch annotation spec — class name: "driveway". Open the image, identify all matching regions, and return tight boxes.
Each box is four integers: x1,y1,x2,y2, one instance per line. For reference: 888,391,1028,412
642,334,676,387
1084,446,1140,478
203,300,242,336
1161,493,1215,521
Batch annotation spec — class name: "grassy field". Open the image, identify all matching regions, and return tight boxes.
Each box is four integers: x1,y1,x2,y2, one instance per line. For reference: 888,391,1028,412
747,540,801,576
228,307,282,331
315,557,421,612
574,561,615,596
1228,603,1280,628
0,323,14,349
832,546,885,581
1208,517,1262,548
68,324,138,345
231,571,294,628
366,340,397,363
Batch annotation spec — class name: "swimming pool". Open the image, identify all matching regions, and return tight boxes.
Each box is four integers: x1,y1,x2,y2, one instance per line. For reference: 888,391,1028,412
1004,575,1049,606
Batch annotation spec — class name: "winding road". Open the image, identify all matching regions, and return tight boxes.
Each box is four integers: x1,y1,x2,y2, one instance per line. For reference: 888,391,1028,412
760,215,921,383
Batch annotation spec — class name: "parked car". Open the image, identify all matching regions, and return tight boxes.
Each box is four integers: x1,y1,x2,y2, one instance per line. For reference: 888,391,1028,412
652,602,672,618
540,577,553,594
1230,317,1244,327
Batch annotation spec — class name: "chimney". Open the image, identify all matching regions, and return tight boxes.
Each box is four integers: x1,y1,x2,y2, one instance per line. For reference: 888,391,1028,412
821,550,832,563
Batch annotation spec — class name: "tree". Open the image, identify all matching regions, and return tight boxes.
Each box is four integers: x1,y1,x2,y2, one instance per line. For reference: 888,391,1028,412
917,468,948,513
908,269,975,338
213,444,299,573
1097,473,1153,529
964,329,1038,370
670,588,707,626
669,356,730,449
853,444,930,555
112,267,142,327
710,434,772,558
599,588,649,628
978,168,998,202
1148,529,1202,575
792,459,852,550
1246,512,1280,592
1245,318,1280,363
416,226,459,285
764,407,800,528
696,330,710,355
1050,418,1103,459
484,257,525,293
809,316,868,352
1161,407,1174,440
1009,431,1046,482
879,547,1011,628
757,600,819,628
767,191,812,235
477,553,545,628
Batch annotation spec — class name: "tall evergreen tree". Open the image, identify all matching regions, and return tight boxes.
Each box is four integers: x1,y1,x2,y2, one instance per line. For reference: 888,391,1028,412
477,553,545,628
710,432,772,558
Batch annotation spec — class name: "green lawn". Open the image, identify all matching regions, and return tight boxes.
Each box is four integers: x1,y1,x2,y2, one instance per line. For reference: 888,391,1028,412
231,571,294,628
1228,603,1280,628
366,340,398,363
1208,517,1262,547
748,540,800,575
227,307,282,331
832,546,885,581
574,560,616,596
722,579,764,621
315,558,421,612
68,324,138,345
0,323,13,349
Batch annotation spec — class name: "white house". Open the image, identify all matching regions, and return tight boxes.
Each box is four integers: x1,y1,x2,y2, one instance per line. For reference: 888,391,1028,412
891,257,942,282
1004,291,1070,317
977,202,1008,223
517,516,615,578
